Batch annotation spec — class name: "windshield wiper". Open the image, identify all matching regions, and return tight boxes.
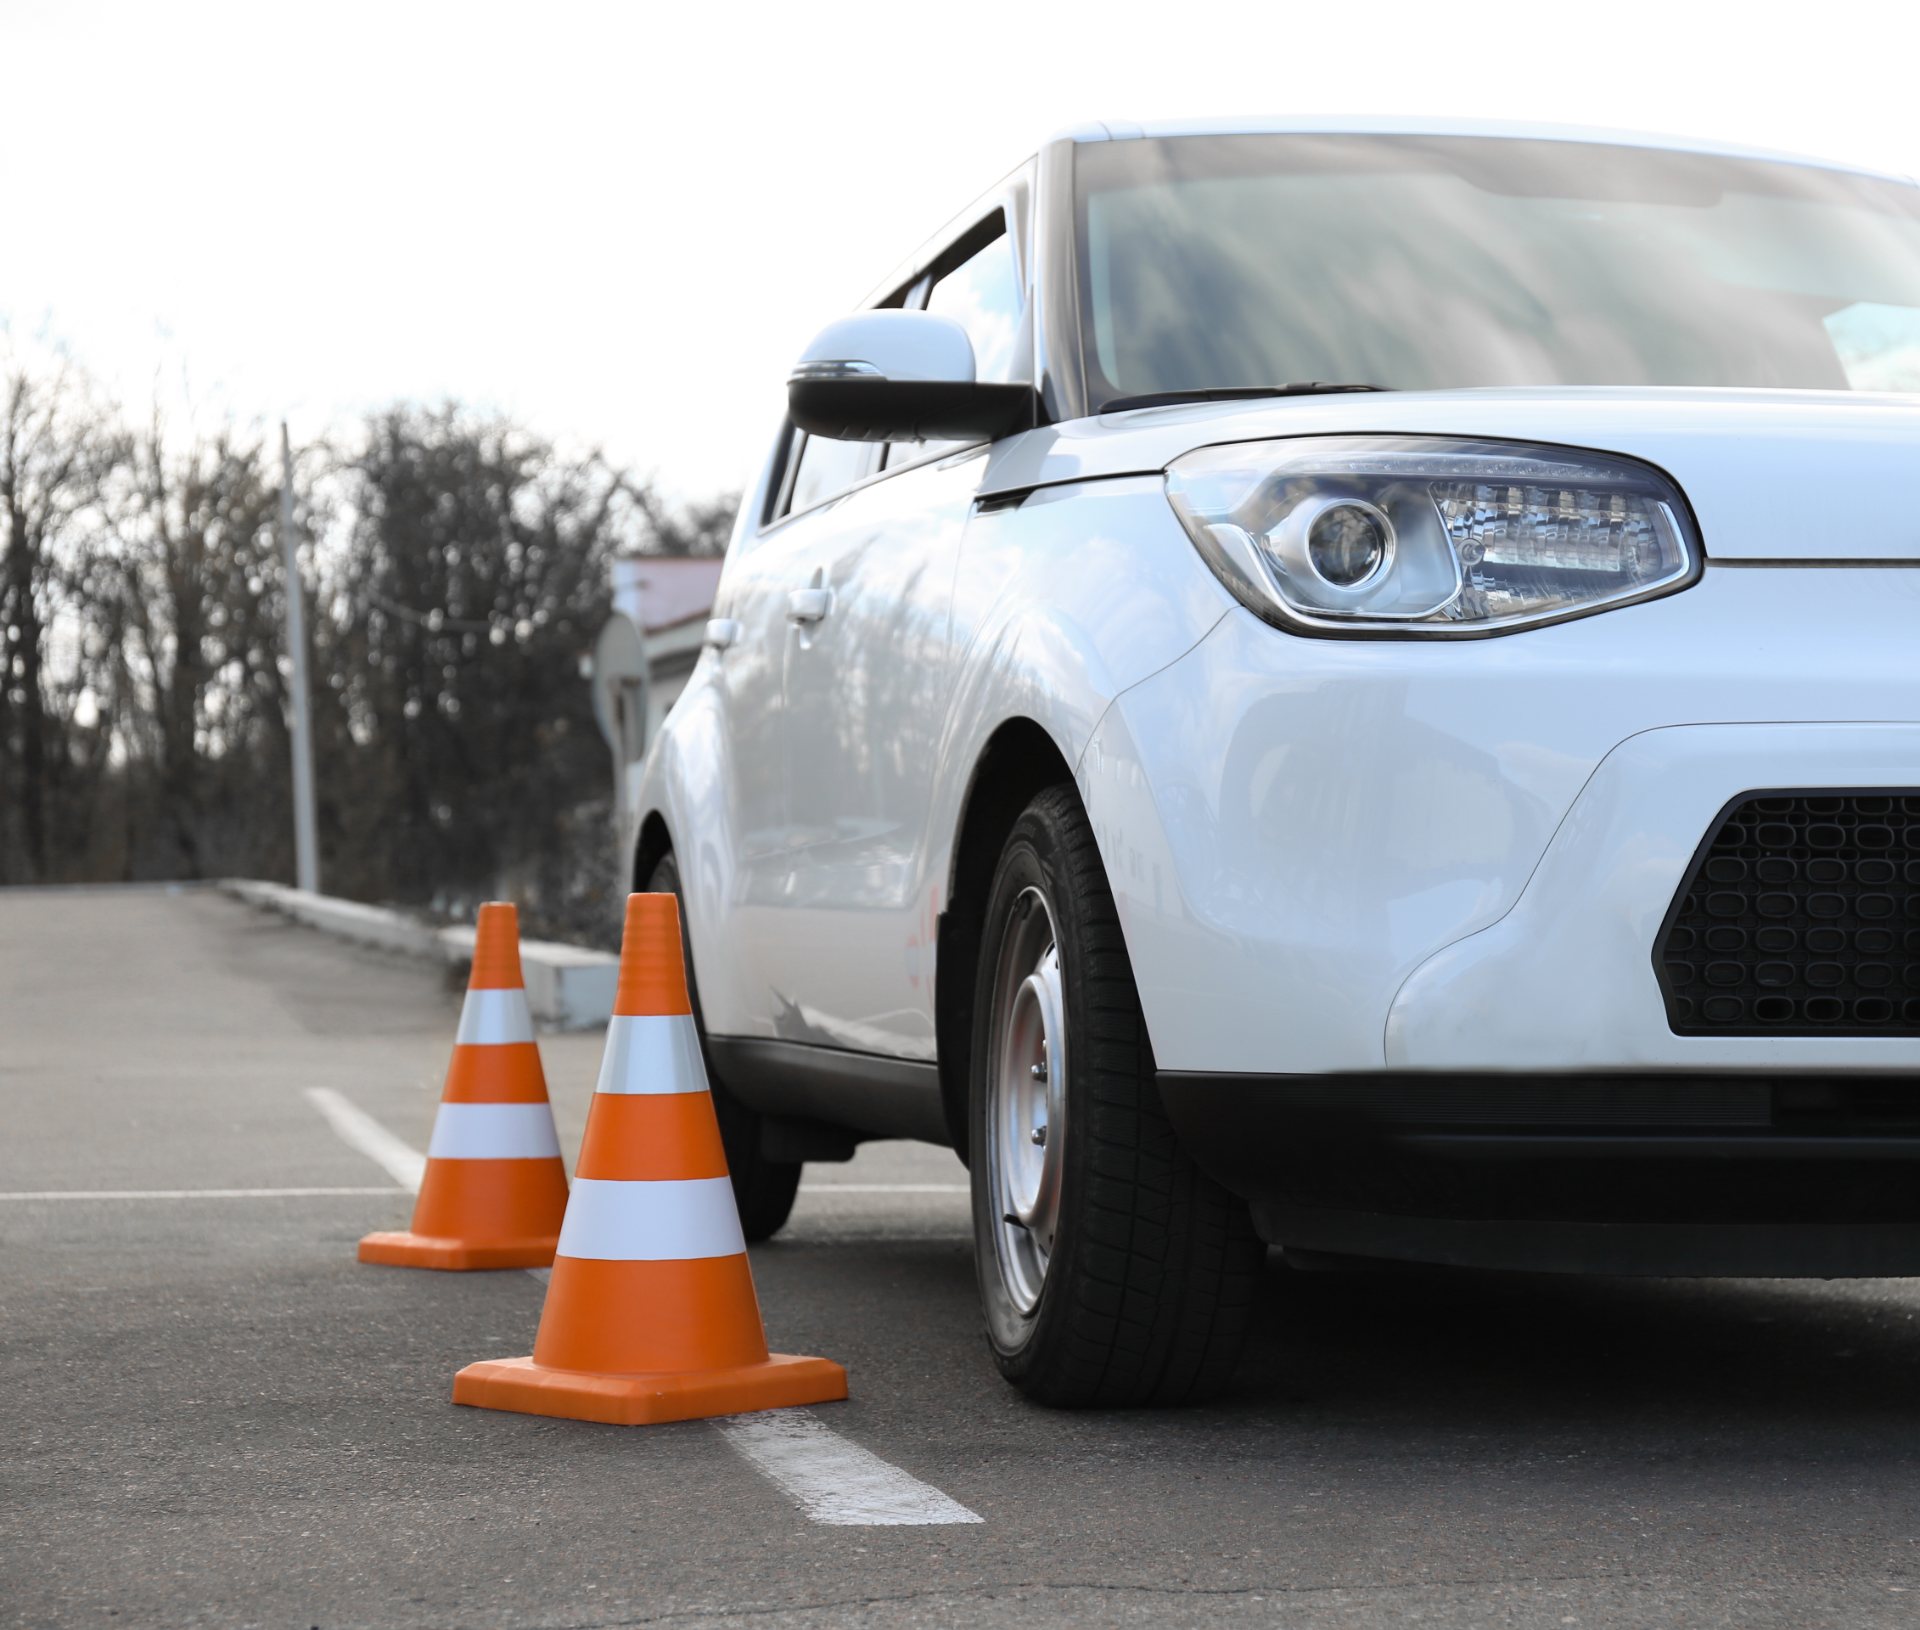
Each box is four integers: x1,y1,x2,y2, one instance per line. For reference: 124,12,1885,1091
1098,383,1389,413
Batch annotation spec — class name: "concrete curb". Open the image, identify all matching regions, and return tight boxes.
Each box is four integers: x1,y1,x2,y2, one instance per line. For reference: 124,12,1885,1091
220,880,617,1030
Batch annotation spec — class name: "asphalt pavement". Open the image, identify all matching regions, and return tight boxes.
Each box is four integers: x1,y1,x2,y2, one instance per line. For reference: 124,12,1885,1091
4,887,1920,1629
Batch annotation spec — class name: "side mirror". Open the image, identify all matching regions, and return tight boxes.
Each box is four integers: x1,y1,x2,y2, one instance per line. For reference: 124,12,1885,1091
787,310,1033,444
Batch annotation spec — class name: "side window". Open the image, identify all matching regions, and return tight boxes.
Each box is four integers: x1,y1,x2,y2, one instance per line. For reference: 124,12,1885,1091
785,432,873,519
884,215,1024,467
924,218,1022,384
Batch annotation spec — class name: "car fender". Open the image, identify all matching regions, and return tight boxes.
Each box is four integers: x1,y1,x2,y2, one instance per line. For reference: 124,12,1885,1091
926,473,1233,924
631,646,762,1032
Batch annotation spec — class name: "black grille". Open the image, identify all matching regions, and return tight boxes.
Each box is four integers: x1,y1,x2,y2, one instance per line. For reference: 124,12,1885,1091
1656,791,1920,1037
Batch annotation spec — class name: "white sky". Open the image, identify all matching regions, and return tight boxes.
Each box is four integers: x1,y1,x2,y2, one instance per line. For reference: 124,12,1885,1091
4,0,1917,502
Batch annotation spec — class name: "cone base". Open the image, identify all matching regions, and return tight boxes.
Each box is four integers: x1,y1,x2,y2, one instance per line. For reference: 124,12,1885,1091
358,1230,559,1271
452,1352,849,1425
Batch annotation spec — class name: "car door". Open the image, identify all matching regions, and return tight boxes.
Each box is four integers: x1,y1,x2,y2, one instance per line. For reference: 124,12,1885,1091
711,424,880,1011
760,203,1033,1061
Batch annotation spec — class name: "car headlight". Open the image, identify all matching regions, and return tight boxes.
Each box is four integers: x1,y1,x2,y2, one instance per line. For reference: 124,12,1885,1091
1164,436,1701,636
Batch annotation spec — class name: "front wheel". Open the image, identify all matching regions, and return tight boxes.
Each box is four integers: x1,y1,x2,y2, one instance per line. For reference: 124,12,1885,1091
646,851,801,1242
969,784,1264,1407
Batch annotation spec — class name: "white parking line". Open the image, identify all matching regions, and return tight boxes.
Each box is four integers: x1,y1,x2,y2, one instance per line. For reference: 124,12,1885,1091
0,1187,405,1201
712,1410,982,1525
304,1087,427,1190
308,1088,552,1285
304,1087,983,1525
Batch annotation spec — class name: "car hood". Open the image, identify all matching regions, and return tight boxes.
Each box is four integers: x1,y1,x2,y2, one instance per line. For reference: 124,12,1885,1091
978,387,1920,561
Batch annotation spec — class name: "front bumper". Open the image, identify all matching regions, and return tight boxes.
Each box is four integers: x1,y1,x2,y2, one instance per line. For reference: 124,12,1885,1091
1098,564,1920,1267
1160,1069,1920,1275
1090,565,1920,1275
1385,723,1920,1070
1082,567,1920,1075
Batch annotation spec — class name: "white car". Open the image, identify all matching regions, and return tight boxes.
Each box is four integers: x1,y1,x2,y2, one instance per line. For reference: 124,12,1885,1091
633,118,1920,1406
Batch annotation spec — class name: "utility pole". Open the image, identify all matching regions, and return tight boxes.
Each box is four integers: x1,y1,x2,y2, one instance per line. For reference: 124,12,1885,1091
280,422,320,894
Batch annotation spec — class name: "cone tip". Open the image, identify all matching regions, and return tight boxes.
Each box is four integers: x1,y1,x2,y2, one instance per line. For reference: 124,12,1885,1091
615,892,692,1016
469,901,525,990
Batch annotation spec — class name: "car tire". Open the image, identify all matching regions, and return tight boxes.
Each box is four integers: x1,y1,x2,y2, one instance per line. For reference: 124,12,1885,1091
969,783,1264,1407
645,850,801,1243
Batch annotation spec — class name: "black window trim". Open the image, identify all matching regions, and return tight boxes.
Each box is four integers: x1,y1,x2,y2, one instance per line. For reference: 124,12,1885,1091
871,206,1029,485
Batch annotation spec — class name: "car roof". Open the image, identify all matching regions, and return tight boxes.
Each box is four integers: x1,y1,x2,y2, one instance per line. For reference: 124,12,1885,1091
1048,115,1913,184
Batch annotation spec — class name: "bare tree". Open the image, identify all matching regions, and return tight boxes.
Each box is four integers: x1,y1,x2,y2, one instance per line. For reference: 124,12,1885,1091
110,415,285,876
0,359,737,911
0,350,124,881
614,464,737,557
319,406,633,904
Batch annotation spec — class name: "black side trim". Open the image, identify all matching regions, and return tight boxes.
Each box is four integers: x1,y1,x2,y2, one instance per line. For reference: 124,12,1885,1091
1159,1069,1920,1139
1163,1072,1780,1128
971,486,1033,516
706,1037,950,1145
1256,1206,1920,1277
1159,1070,1920,1239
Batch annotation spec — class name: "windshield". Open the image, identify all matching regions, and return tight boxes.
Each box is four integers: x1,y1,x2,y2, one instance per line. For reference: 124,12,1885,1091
1073,134,1920,405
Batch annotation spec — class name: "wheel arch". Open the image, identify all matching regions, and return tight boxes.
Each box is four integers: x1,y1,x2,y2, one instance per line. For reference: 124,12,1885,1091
934,717,1084,1162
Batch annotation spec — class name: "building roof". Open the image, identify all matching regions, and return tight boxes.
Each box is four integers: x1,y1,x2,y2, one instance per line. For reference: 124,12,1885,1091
622,555,723,633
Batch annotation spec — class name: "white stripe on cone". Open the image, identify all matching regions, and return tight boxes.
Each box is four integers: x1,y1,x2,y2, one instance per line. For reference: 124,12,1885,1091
555,1176,746,1261
426,1101,563,1160
593,1013,710,1097
455,988,536,1047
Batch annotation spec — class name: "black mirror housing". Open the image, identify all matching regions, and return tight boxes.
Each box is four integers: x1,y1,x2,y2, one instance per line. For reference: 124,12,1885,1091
788,378,1036,444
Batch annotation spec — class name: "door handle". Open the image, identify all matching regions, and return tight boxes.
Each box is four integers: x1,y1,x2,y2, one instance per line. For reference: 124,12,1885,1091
704,617,741,650
785,587,833,625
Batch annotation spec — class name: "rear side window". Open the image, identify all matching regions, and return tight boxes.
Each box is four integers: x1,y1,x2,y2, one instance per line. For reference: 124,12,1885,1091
924,217,1022,383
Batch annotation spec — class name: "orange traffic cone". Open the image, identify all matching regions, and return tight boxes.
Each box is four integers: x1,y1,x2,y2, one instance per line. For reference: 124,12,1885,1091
359,902,569,1270
452,893,847,1425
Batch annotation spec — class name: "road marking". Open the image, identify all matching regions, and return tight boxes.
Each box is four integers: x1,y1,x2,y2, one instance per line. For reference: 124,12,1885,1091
305,1091,983,1525
304,1087,428,1190
308,1088,551,1286
798,1184,968,1194
711,1410,982,1525
0,1186,405,1201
